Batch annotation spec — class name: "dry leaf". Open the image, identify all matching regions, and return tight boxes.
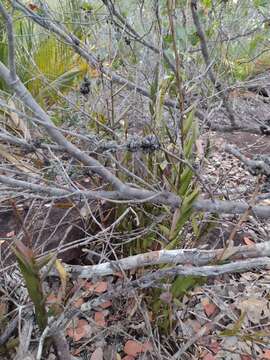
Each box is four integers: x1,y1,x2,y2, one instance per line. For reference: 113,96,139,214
54,259,68,301
124,340,153,357
14,240,34,260
28,3,39,11
0,301,8,317
196,138,205,159
6,231,15,238
46,293,60,304
99,300,112,309
142,341,153,352
202,353,216,360
94,311,106,327
262,349,270,359
201,298,218,317
66,319,91,341
90,347,103,360
237,298,270,324
124,341,144,357
80,203,91,219
94,281,108,293
208,341,221,354
114,271,124,278
73,298,84,308
84,281,108,294
243,237,254,246
7,99,31,140
0,144,36,174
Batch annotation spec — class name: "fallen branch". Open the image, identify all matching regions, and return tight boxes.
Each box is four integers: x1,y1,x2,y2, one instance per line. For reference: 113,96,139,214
62,240,270,279
225,144,270,176
137,257,270,285
3,175,270,216
79,257,270,311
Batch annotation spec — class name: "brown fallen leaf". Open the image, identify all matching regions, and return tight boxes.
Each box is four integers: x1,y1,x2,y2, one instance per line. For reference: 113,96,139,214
90,347,103,360
202,353,216,360
99,300,112,309
241,355,253,360
124,341,143,357
46,293,60,304
237,298,270,324
208,340,221,354
94,281,108,293
201,298,218,317
243,237,254,246
66,319,91,341
73,298,84,308
94,311,106,327
84,281,108,294
261,349,270,359
7,99,31,140
124,340,153,357
196,138,205,159
6,231,15,238
142,341,153,352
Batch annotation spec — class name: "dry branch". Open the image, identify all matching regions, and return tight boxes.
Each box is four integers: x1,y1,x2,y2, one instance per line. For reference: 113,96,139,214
1,3,270,216
11,0,207,120
61,240,270,279
79,257,270,311
2,174,270,216
190,0,236,127
225,144,270,176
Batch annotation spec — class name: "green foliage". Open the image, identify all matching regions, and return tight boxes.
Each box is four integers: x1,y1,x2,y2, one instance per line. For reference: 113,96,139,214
13,241,50,331
202,0,212,7
171,275,206,298
220,312,245,336
0,1,86,106
164,111,200,250
253,0,268,9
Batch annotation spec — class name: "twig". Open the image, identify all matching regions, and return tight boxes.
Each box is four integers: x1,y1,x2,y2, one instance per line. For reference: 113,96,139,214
14,320,34,360
190,0,236,127
131,257,270,286
11,0,207,122
101,0,176,72
171,313,225,359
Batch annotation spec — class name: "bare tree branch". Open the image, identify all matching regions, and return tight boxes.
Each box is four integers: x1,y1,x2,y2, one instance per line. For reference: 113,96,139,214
190,0,236,127
101,0,176,72
225,144,270,176
61,240,270,279
79,257,270,311
11,0,207,121
0,43,125,191
2,175,270,217
136,257,270,286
